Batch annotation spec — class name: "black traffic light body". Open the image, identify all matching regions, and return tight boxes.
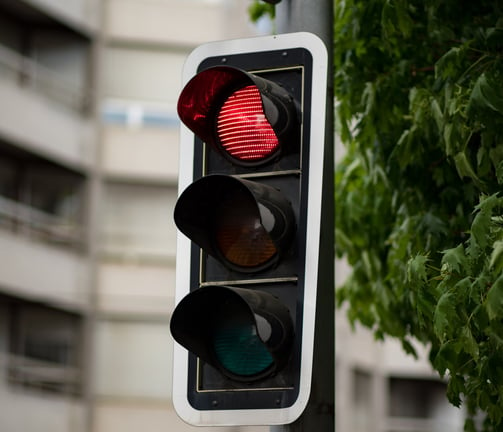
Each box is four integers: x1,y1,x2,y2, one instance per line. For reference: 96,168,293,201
171,32,327,426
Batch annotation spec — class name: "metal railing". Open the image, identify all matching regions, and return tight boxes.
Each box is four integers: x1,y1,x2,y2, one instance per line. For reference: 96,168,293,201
0,43,91,113
5,352,82,396
0,195,85,250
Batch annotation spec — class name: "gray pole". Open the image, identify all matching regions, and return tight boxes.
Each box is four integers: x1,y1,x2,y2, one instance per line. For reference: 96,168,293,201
272,1,334,431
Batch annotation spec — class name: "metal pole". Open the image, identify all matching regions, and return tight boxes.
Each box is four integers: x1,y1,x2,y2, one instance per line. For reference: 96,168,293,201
273,1,334,431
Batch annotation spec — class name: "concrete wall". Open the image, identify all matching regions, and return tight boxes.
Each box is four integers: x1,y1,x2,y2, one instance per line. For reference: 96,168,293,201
101,127,179,182
25,0,100,33
105,0,258,47
0,307,86,432
0,230,90,310
0,79,95,171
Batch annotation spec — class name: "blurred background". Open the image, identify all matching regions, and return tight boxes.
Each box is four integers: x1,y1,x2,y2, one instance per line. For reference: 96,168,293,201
0,0,465,431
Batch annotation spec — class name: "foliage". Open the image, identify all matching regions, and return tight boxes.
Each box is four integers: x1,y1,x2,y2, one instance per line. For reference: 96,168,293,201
334,0,503,429
248,0,276,23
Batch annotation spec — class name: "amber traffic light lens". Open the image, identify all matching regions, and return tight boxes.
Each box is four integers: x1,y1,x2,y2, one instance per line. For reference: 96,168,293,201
214,197,277,268
173,175,295,273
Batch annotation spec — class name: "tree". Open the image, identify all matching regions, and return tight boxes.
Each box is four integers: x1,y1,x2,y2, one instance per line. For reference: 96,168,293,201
334,1,503,430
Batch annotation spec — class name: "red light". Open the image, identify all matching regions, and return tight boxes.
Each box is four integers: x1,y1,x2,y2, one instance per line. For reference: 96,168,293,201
217,85,279,162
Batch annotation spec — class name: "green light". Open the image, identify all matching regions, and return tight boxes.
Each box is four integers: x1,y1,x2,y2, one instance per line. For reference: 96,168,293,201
212,320,273,377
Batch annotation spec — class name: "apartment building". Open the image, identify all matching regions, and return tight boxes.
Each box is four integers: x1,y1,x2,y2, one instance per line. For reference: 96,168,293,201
0,1,263,431
94,1,264,432
0,1,98,431
0,1,467,432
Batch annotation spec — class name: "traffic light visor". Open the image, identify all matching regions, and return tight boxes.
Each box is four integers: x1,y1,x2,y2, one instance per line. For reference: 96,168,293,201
174,175,295,273
177,66,297,166
170,286,294,382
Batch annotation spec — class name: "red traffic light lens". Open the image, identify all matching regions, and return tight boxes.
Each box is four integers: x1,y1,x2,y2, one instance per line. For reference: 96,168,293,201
177,66,298,167
217,85,279,162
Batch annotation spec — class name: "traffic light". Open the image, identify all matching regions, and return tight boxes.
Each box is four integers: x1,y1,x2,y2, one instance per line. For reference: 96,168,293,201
170,32,328,426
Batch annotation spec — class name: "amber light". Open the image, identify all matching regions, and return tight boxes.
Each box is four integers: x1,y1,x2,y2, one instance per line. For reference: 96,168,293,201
174,175,295,274
215,205,277,268
217,85,279,162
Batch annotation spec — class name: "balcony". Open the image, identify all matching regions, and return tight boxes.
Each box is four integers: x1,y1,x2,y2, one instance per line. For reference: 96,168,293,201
0,43,89,112
7,354,82,395
0,43,96,169
105,0,256,46
0,297,86,432
0,147,90,308
0,195,84,250
0,0,100,36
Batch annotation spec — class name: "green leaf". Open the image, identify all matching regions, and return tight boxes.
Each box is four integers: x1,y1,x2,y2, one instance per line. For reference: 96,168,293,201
435,47,463,80
443,122,454,156
401,338,417,358
464,418,477,432
460,325,479,360
432,339,462,376
489,240,503,276
454,151,482,186
247,1,275,22
434,291,457,341
431,98,443,131
361,81,376,115
407,254,428,283
441,244,467,274
470,193,500,251
446,374,465,407
497,160,503,185
468,72,503,115
486,274,503,320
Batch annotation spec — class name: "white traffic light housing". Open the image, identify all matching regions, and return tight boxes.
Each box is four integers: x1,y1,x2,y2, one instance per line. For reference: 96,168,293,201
171,32,328,426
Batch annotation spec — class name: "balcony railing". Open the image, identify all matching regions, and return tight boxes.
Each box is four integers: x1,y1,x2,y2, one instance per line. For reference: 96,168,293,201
0,43,91,113
5,352,82,396
0,195,85,250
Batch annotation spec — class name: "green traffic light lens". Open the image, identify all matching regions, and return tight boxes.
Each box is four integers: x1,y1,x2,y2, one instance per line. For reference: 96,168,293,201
212,318,273,378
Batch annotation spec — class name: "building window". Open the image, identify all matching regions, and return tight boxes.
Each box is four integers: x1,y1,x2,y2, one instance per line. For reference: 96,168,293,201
387,376,463,432
102,100,179,128
0,8,92,114
94,320,172,399
3,296,84,396
353,369,373,432
0,142,86,250
101,182,177,261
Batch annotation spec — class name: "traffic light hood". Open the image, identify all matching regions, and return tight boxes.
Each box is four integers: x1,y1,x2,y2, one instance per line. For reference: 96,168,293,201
177,66,299,166
173,174,296,273
170,285,294,382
